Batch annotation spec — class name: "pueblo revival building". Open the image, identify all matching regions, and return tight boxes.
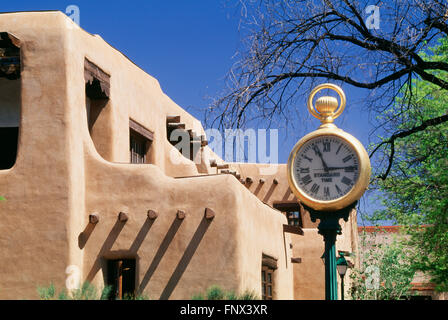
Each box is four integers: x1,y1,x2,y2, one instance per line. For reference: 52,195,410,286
0,11,358,300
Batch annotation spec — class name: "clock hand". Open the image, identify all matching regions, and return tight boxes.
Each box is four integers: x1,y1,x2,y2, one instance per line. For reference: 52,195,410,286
326,166,356,171
312,145,329,171
313,166,356,171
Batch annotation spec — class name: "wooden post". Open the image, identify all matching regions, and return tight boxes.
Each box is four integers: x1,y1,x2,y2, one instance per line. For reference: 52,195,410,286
118,212,128,222
89,213,99,224
177,210,186,220
204,208,215,220
147,209,158,220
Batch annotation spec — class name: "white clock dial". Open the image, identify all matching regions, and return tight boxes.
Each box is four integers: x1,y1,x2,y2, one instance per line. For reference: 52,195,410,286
292,136,360,201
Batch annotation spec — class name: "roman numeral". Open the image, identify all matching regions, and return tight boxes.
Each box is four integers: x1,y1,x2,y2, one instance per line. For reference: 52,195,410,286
324,186,330,198
335,184,342,194
300,168,310,173
343,155,353,163
303,155,313,162
336,144,342,155
312,145,321,156
344,166,355,172
341,176,352,186
323,141,330,152
301,175,312,185
310,183,320,194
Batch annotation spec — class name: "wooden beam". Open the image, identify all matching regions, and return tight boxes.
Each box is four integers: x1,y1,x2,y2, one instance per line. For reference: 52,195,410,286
166,115,181,124
204,208,215,220
129,119,154,141
209,159,217,167
217,164,229,169
259,178,266,184
262,254,278,270
273,178,279,185
147,210,158,220
245,176,253,184
167,123,186,130
283,224,304,236
177,210,186,220
291,257,302,264
89,213,99,224
118,212,129,222
200,135,208,147
84,58,110,98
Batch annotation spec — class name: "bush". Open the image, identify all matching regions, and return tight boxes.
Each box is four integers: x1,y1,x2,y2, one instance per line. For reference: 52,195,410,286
192,285,259,300
36,282,148,300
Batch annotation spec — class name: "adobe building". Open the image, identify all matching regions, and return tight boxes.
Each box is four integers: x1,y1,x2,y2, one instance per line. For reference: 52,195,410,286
358,226,448,300
0,11,358,300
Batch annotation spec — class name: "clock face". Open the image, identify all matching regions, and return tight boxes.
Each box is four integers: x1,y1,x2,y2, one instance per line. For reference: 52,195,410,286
292,135,360,201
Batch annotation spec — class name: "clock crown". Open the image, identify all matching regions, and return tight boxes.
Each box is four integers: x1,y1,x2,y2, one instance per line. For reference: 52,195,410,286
315,96,338,115
307,83,346,128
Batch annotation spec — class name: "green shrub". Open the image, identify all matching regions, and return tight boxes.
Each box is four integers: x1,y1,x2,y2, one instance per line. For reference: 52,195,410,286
37,282,115,300
192,285,259,300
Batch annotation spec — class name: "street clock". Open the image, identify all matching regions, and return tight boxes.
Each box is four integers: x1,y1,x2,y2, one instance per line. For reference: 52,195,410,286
287,84,371,211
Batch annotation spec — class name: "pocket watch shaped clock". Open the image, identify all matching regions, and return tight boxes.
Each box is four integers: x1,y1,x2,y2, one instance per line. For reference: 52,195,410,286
287,84,371,211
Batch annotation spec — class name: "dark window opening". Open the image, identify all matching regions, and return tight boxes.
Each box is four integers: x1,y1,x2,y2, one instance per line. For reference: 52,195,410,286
0,32,20,80
0,127,18,170
130,119,153,164
106,259,136,300
0,32,20,170
85,58,110,99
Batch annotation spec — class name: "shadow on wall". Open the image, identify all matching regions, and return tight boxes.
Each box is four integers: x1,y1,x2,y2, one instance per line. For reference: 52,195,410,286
137,216,184,293
159,217,212,299
85,220,126,282
82,212,212,299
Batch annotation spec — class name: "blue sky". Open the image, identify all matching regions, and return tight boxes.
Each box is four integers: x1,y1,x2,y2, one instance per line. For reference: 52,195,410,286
1,1,385,224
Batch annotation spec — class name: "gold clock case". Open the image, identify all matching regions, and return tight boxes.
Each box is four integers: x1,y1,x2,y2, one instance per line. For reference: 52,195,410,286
287,126,371,211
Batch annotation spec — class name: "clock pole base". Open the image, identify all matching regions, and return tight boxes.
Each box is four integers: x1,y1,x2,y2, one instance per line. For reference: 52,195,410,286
301,201,358,300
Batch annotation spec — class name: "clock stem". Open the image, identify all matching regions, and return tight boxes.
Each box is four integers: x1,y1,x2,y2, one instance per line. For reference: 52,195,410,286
303,201,357,300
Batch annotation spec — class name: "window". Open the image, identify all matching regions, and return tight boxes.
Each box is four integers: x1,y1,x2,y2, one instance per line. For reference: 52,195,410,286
85,58,112,160
261,266,274,300
261,254,277,300
106,259,136,300
129,119,153,164
286,211,301,226
273,202,303,228
0,32,20,170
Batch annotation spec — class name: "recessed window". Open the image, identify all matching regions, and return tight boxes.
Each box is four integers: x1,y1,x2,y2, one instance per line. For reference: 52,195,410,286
129,119,153,164
106,259,136,300
261,254,277,300
273,202,303,228
0,32,20,170
85,58,112,160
